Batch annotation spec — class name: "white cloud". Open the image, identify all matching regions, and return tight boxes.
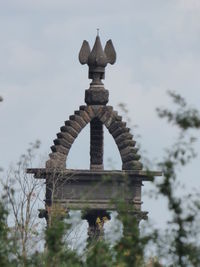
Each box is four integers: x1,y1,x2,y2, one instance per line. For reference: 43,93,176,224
177,0,200,10
7,41,47,72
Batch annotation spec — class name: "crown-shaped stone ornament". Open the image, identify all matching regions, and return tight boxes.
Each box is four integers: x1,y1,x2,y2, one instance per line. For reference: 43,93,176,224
79,32,116,84
79,32,116,105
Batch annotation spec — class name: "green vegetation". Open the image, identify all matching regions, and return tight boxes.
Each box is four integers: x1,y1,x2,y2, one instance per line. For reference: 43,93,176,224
1,91,200,266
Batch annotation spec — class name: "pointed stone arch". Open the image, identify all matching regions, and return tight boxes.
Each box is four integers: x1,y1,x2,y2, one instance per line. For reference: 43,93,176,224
46,105,142,170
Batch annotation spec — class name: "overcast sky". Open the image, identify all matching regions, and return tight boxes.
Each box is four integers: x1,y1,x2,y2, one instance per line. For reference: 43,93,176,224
0,0,200,228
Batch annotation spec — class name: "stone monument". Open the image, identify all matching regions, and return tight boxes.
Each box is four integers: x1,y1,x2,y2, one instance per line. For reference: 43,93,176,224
27,32,161,240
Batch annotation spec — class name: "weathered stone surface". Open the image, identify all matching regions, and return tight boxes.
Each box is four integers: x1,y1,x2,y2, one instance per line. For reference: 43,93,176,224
123,153,141,162
85,88,109,105
91,135,102,141
108,121,126,134
65,119,82,132
109,110,122,122
97,106,113,123
46,159,66,169
120,146,139,157
102,112,115,128
46,159,55,168
90,142,103,147
49,152,66,161
91,105,103,116
80,105,95,119
57,132,75,144
79,34,116,84
90,118,103,169
54,137,71,149
69,115,87,128
118,139,136,150
112,126,130,139
99,111,111,124
90,150,103,157
104,106,113,113
75,110,91,123
51,145,69,155
60,125,79,138
122,160,143,170
115,132,133,145
79,105,86,110
94,106,107,120
115,114,122,121
46,151,67,169
90,157,103,164
90,164,104,170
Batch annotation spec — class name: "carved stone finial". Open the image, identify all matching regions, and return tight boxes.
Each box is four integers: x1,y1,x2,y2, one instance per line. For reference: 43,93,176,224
79,34,116,85
79,33,116,105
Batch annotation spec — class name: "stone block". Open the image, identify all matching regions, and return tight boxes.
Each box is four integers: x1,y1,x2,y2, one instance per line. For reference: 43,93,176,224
75,110,91,123
90,159,103,165
98,108,114,125
120,146,139,157
115,132,133,145
69,115,87,128
122,160,143,170
51,145,69,155
57,132,75,144
91,156,103,164
123,153,141,163
103,113,115,128
108,121,126,134
91,105,103,116
90,151,103,157
60,125,79,138
65,119,82,132
46,159,66,169
80,105,95,119
54,137,71,149
90,164,104,170
105,106,114,112
118,139,136,150
79,105,86,110
49,152,66,161
99,111,110,124
115,113,122,121
112,126,130,139
85,88,109,105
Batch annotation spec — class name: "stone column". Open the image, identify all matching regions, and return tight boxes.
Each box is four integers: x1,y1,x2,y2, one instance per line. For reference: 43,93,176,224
90,118,104,170
82,210,110,244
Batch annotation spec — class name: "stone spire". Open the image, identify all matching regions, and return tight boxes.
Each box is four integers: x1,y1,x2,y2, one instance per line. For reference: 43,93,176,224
79,32,116,105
